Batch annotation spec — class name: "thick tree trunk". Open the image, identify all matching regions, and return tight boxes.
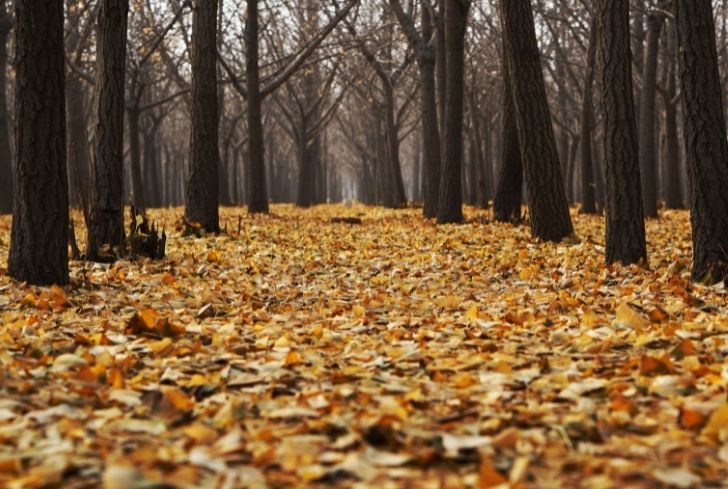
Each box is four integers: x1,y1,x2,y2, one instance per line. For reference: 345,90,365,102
186,0,220,232
674,0,728,283
87,0,129,259
499,0,573,241
9,0,68,285
596,0,647,265
246,0,269,214
580,17,598,214
0,10,13,215
638,9,664,219
437,0,469,223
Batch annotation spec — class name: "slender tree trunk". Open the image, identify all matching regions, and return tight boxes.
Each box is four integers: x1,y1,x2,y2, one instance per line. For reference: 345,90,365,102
638,9,665,218
437,0,469,223
9,0,68,285
421,57,441,217
246,0,269,214
384,85,407,207
580,17,598,214
596,0,647,265
499,0,573,241
87,0,129,259
493,45,523,224
0,10,13,215
186,0,220,231
65,73,91,213
663,44,683,209
674,0,728,283
127,106,145,210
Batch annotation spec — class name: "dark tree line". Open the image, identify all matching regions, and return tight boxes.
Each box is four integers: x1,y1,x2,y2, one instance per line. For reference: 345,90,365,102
2,0,728,286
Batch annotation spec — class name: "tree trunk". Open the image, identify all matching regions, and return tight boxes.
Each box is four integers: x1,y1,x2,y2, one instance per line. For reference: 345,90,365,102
65,72,91,213
421,54,441,217
127,106,146,210
580,17,598,214
186,0,220,232
499,0,573,241
596,0,647,265
638,8,665,218
663,40,683,209
246,0,269,214
493,44,523,224
9,0,68,285
437,0,468,223
0,9,13,215
674,0,728,283
87,0,129,259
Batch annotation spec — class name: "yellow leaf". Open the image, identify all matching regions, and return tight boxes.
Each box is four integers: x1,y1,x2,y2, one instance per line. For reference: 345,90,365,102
164,388,194,411
465,304,479,321
702,403,728,442
452,372,478,388
614,302,649,329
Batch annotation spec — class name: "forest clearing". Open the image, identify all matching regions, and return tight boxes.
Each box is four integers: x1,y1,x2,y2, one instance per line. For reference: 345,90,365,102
1,206,727,488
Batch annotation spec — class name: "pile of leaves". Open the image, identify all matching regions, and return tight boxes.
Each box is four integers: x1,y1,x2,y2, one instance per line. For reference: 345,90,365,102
0,205,726,488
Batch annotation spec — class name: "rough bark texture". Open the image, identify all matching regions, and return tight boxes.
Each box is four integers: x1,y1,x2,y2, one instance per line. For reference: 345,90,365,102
185,0,220,232
437,0,468,224
246,0,269,214
674,0,728,283
596,0,647,265
499,0,573,241
87,0,128,259
493,43,523,224
579,17,598,214
9,0,69,285
0,7,12,215
638,9,664,219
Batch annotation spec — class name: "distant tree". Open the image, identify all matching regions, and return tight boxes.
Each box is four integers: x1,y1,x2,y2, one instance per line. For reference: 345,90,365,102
596,0,647,265
0,3,12,215
579,17,598,215
674,0,728,283
638,2,667,219
8,0,68,285
389,0,442,218
493,41,522,224
499,0,573,241
87,0,129,259
437,0,470,224
185,0,220,232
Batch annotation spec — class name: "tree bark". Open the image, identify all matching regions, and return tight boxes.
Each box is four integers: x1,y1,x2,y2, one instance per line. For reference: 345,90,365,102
493,43,523,224
437,0,469,223
185,0,220,232
674,0,728,283
9,0,68,285
0,7,13,215
246,0,268,213
87,0,128,259
638,8,665,218
596,0,647,265
499,0,573,241
580,17,598,214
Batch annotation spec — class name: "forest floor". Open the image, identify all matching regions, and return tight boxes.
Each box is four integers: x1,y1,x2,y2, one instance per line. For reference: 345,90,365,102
0,205,727,489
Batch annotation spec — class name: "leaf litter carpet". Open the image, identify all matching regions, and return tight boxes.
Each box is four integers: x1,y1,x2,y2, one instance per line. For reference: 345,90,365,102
0,205,727,488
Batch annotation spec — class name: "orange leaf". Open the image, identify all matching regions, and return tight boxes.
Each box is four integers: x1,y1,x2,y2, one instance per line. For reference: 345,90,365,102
679,407,706,430
164,388,194,411
478,457,507,488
